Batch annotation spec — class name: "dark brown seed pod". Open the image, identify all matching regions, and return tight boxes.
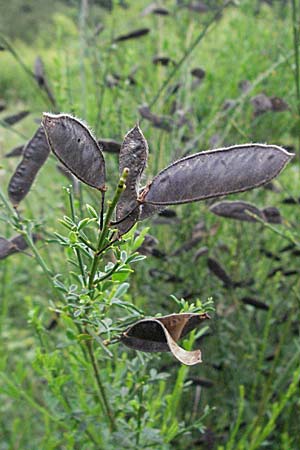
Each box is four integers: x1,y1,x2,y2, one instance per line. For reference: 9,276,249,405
140,144,293,205
172,236,203,256
210,200,264,222
270,96,289,112
98,139,121,154
207,257,233,287
187,376,214,388
114,28,150,42
139,202,166,220
191,67,206,79
5,145,25,158
262,206,282,224
34,56,56,106
42,113,106,191
8,126,50,206
0,234,39,260
0,99,6,112
121,313,210,365
240,297,269,311
186,1,209,12
141,4,170,16
194,246,209,261
116,125,148,235
152,56,175,66
3,110,30,125
138,105,174,131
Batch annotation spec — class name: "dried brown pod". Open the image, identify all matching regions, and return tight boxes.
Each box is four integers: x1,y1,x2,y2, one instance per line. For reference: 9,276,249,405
210,200,264,222
149,268,183,283
194,246,209,261
139,144,293,206
282,197,300,205
141,4,170,16
207,257,233,287
238,79,251,93
191,67,206,79
240,297,269,311
34,56,56,106
114,28,150,42
172,236,203,256
187,376,214,388
251,93,272,116
152,56,175,66
116,125,148,235
42,113,106,191
8,126,49,206
121,313,210,365
222,99,236,111
186,1,209,13
3,110,30,126
262,206,282,224
0,99,6,112
0,234,39,260
98,139,121,154
270,96,289,112
5,145,24,158
138,105,174,131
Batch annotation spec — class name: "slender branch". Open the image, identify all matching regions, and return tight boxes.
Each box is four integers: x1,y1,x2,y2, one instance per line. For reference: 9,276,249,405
88,169,128,290
86,339,116,431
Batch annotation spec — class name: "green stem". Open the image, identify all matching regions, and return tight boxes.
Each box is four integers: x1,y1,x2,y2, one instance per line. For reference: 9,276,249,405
67,188,86,286
88,169,128,290
86,340,116,431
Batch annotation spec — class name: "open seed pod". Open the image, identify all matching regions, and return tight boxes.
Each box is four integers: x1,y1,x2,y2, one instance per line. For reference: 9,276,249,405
121,312,210,365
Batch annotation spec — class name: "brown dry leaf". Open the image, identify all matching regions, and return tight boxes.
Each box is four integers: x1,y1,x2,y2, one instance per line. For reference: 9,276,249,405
121,313,209,365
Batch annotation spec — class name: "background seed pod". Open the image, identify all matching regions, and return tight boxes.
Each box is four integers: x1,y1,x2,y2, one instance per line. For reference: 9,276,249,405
8,126,49,206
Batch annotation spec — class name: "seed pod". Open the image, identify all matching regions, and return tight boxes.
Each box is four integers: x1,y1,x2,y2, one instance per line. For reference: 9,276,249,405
116,125,148,235
141,4,170,16
210,200,264,222
121,313,209,365
262,206,282,224
98,139,121,153
191,67,206,79
153,56,175,66
5,145,24,158
8,126,49,206
194,246,209,261
140,144,293,205
114,28,150,42
0,234,39,260
42,113,106,191
3,110,30,125
34,56,56,107
139,202,166,220
207,257,233,287
241,297,269,311
138,105,174,131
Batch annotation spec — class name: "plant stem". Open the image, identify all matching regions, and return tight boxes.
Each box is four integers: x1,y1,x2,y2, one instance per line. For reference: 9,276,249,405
86,340,116,431
88,169,128,290
67,187,86,286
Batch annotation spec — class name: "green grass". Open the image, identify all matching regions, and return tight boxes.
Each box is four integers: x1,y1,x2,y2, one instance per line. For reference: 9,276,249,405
1,1,300,448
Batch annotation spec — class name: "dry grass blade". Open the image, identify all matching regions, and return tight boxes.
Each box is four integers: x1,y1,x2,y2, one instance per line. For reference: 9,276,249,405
8,126,49,206
42,113,106,191
140,144,294,205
